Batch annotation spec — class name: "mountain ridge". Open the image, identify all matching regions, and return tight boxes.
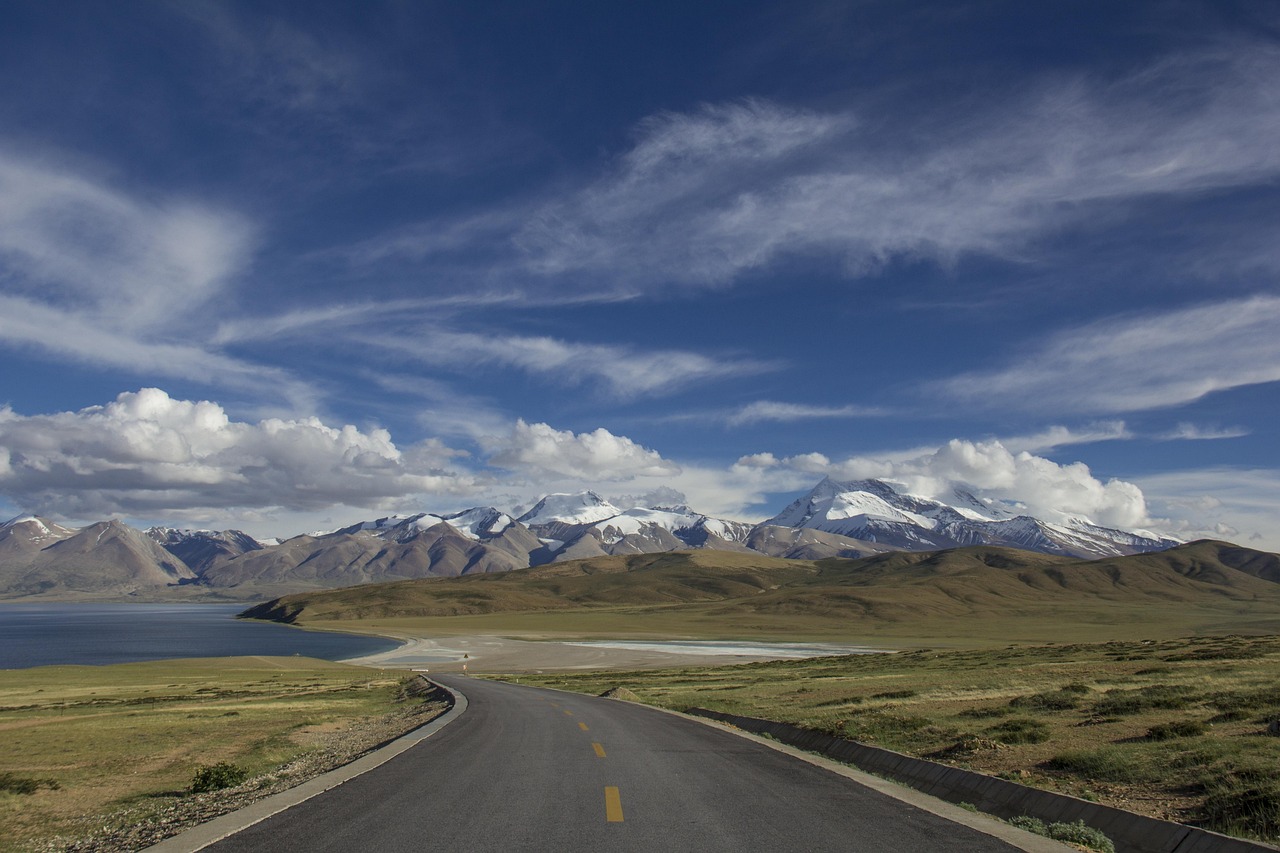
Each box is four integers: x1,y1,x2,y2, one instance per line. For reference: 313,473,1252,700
0,478,1194,599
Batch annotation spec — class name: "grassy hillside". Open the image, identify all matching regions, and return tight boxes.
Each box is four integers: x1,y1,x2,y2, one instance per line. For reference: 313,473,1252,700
242,540,1280,645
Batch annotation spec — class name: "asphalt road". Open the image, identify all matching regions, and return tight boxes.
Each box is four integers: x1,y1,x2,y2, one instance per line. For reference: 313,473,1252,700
204,676,1036,852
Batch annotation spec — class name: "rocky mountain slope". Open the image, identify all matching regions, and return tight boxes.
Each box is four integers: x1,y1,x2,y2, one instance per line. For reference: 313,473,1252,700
0,477,1188,599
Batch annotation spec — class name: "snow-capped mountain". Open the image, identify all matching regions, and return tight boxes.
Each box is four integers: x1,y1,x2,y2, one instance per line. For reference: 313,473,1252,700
517,492,622,526
763,477,1179,559
0,515,77,558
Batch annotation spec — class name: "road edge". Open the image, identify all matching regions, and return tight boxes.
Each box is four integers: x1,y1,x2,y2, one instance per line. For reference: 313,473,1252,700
499,679,1071,853
143,680,468,853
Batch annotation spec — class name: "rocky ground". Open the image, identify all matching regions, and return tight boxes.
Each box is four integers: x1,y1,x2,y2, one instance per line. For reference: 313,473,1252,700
36,680,449,853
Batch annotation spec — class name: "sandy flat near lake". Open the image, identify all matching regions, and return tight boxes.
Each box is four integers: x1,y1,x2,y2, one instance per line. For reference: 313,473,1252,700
342,635,886,673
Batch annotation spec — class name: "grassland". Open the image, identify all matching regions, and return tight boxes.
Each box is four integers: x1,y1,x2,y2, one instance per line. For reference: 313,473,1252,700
505,634,1280,844
246,542,1280,647
0,656,440,852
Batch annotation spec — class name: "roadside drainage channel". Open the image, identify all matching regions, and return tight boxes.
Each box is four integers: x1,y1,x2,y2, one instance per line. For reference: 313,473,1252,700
686,708,1276,853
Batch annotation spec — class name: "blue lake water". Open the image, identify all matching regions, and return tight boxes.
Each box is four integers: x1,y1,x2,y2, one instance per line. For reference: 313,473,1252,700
0,603,401,669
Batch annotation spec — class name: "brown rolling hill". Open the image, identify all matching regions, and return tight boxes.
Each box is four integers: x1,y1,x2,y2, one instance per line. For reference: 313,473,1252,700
241,539,1280,634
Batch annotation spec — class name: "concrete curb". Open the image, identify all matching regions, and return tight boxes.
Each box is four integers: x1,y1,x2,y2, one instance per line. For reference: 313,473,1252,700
687,708,1278,853
144,680,467,853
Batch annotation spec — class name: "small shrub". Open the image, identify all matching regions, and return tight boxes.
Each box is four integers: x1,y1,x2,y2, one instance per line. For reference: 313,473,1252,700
1008,815,1047,834
1010,691,1080,712
1201,777,1280,839
0,772,60,795
1092,684,1195,716
189,761,248,793
1146,719,1207,740
871,689,918,700
1044,747,1146,783
988,717,1050,745
1046,819,1115,853
959,706,1010,719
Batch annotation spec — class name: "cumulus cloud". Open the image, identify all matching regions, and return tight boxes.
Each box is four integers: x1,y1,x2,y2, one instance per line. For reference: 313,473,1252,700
0,389,473,518
939,295,1280,414
484,420,681,481
741,438,1151,530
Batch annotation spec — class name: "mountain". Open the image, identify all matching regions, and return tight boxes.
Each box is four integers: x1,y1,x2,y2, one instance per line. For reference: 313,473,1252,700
0,478,1189,600
0,519,196,598
764,477,1179,559
517,494,756,562
0,516,77,561
198,507,542,593
146,527,264,574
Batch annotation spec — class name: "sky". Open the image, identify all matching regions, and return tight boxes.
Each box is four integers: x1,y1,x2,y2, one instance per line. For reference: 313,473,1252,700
1,0,1278,547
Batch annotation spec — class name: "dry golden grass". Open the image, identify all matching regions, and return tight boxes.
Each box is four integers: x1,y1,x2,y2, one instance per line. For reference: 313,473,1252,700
0,657,412,852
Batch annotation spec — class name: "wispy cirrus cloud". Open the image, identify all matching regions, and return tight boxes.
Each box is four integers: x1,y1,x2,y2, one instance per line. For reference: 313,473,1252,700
365,329,777,399
724,400,885,427
938,294,1280,414
0,148,320,407
502,42,1280,291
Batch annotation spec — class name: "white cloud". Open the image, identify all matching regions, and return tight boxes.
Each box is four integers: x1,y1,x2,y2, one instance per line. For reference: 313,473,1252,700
369,329,775,398
725,400,883,427
939,295,1280,414
484,420,680,481
998,422,1132,453
0,151,252,329
506,44,1280,288
1136,467,1280,552
0,148,315,404
745,438,1152,530
0,389,473,518
1160,423,1250,441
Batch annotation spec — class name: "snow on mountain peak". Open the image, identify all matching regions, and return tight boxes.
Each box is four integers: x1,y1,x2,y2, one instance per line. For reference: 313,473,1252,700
517,491,622,526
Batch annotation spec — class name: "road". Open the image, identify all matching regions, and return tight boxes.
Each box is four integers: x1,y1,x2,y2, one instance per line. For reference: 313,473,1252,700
204,676,1043,852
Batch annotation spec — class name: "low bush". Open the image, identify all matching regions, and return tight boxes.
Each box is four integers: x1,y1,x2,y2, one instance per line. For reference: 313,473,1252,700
1045,819,1115,853
189,761,248,794
988,717,1050,745
1092,684,1196,716
1201,778,1280,840
1044,747,1146,783
1010,690,1080,712
0,772,60,795
1146,719,1207,740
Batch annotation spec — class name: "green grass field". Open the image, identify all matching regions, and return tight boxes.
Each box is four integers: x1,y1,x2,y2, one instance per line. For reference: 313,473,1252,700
505,634,1280,844
0,657,430,852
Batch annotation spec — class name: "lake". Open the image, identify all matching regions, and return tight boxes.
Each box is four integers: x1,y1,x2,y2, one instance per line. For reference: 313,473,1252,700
0,603,401,669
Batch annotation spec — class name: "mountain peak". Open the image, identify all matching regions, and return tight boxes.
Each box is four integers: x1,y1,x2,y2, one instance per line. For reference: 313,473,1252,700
517,492,622,526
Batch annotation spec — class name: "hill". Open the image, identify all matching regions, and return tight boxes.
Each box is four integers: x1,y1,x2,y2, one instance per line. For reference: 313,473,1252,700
241,540,1280,643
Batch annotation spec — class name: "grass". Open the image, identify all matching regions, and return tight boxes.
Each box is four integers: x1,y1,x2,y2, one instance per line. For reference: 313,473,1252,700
499,634,1280,844
247,541,1280,647
0,656,423,852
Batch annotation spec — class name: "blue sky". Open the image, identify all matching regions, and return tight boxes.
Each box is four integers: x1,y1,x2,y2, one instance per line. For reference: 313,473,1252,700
1,0,1278,546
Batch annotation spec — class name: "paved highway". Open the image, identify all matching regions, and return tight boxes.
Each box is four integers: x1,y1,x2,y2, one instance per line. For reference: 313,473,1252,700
204,676,1046,852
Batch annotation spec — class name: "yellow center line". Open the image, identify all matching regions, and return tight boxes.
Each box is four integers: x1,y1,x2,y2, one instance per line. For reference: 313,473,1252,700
578,721,589,731
563,709,573,716
592,742,606,758
604,786,624,822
